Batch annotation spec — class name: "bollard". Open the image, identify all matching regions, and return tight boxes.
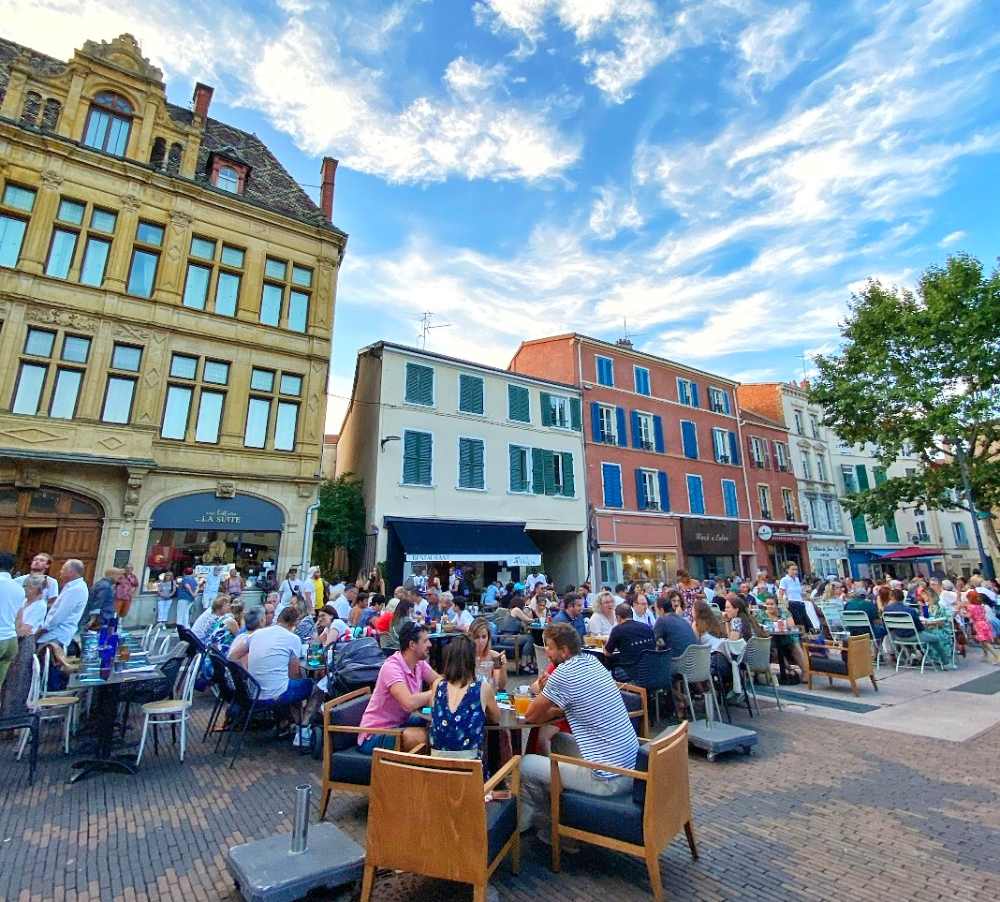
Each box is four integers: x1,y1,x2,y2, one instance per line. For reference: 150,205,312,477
290,783,311,854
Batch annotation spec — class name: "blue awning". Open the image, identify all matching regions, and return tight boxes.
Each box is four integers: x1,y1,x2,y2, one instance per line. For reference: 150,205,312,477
387,518,542,566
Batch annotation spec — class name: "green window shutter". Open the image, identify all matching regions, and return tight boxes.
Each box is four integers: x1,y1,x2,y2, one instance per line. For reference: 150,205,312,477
508,384,530,422
539,392,552,426
543,450,557,495
405,363,433,405
459,375,484,414
873,467,899,541
531,447,545,494
403,431,432,485
459,437,484,489
855,465,871,490
509,445,526,492
569,397,582,431
850,465,869,541
561,452,575,497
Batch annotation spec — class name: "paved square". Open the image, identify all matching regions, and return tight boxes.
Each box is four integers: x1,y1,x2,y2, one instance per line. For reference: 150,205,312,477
1,694,998,902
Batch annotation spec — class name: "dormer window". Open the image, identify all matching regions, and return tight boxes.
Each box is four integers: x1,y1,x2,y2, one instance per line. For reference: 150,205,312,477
209,155,249,195
82,91,133,157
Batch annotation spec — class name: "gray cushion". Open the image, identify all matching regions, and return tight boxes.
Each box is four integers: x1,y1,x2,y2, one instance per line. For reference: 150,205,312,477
486,797,517,863
560,790,643,846
809,656,848,675
330,747,374,785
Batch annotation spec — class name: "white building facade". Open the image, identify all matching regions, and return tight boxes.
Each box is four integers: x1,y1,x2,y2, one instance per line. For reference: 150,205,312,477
335,342,588,592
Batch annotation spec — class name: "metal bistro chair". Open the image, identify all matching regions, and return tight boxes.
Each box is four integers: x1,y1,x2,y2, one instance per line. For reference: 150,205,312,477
820,601,845,631
17,654,80,758
743,636,781,714
628,649,674,724
135,653,202,765
533,644,549,675
883,612,937,673
672,644,720,725
840,610,883,671
1,711,40,784
220,659,286,767
202,648,237,742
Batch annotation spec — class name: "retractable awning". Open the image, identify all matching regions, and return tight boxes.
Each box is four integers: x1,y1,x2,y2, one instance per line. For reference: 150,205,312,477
387,518,542,566
876,546,943,560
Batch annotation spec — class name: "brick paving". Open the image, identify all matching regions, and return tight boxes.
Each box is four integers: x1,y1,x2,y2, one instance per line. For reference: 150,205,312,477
1,696,998,902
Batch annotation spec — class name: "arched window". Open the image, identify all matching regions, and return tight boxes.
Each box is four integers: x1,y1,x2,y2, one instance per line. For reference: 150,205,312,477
166,142,184,176
149,136,166,170
215,165,239,193
20,91,42,126
82,91,134,157
41,98,61,132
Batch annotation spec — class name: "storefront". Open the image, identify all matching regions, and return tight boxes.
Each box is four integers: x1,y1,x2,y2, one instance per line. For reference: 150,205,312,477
385,517,543,594
599,551,678,586
849,546,942,579
755,525,810,578
681,517,740,580
807,540,849,578
145,492,285,590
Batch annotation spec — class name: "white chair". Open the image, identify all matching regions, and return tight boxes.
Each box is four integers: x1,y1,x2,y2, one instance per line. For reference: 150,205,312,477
533,644,549,674
840,610,882,671
136,653,201,765
883,613,936,673
17,655,80,758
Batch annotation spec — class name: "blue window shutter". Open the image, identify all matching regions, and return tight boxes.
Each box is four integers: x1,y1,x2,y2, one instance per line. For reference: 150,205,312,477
658,471,670,511
507,385,530,422
630,410,641,448
653,415,665,452
723,481,738,517
459,375,484,414
539,392,552,426
682,421,698,459
635,469,647,510
602,464,622,507
690,382,700,408
723,391,731,415
615,406,628,448
509,445,524,492
590,402,603,442
728,431,741,466
677,379,688,405
687,475,704,514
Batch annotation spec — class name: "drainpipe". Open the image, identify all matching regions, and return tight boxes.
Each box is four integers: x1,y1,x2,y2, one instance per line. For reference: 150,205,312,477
733,393,757,578
300,500,320,573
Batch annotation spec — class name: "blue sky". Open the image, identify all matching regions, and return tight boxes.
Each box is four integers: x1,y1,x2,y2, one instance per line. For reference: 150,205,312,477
9,0,1000,430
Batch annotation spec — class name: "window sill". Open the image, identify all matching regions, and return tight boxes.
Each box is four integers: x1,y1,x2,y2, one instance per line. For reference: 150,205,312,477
399,481,435,488
457,409,485,417
455,485,487,493
402,400,435,409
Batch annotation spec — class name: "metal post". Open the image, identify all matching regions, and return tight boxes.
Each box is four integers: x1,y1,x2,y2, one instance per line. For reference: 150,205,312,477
955,441,996,580
290,783,311,854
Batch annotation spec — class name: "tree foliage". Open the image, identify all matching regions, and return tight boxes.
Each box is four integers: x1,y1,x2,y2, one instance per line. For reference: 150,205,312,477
312,473,366,577
808,254,1000,550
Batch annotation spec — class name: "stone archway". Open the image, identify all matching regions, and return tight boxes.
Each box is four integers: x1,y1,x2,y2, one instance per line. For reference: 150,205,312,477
0,485,105,583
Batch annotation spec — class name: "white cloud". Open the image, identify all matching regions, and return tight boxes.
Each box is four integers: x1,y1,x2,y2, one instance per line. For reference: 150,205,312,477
443,56,507,99
939,229,966,247
589,185,643,239
737,3,809,90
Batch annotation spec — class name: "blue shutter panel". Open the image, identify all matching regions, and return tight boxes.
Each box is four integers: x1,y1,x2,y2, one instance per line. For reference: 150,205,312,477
590,402,603,442
539,392,552,426
658,471,670,512
682,421,698,459
509,445,523,492
687,475,704,514
531,448,545,494
602,464,622,507
635,469,647,510
615,406,628,448
728,431,741,466
690,383,700,408
630,410,641,448
723,481,738,517
653,415,665,452
508,385,530,422
723,391,731,414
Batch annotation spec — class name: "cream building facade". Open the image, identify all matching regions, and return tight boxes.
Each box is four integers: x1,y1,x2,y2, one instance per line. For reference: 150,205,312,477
336,342,588,591
0,35,346,589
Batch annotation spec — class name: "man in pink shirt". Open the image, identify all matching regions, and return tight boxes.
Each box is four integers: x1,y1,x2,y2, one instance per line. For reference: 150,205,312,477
358,621,438,753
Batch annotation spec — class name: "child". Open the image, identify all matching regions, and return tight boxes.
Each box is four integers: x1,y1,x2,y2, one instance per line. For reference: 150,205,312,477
965,591,1000,664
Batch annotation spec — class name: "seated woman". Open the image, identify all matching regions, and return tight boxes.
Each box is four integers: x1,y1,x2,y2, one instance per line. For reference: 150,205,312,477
722,594,766,641
587,592,616,636
208,599,243,656
429,634,500,765
380,599,413,654
692,599,732,691
759,595,807,679
496,597,533,665
469,617,507,690
314,604,348,647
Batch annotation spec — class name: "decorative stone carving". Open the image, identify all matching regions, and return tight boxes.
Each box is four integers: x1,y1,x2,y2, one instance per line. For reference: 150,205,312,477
25,307,98,331
80,34,164,83
119,192,142,213
114,322,150,342
123,468,146,519
1,426,62,445
296,482,316,499
216,480,236,499
13,463,41,489
168,210,192,230
39,169,63,191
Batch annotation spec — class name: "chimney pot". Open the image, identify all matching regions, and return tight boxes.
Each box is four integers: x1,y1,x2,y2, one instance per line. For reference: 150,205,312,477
193,82,214,120
320,157,338,222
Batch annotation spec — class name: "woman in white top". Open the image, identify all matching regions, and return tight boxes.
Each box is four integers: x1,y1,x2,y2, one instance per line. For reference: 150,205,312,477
587,591,616,636
691,599,733,690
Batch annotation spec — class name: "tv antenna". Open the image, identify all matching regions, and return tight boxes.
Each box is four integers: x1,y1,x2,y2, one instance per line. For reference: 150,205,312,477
417,311,450,349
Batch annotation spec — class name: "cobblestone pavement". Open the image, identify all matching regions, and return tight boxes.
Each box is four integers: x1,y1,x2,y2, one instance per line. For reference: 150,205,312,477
1,695,998,902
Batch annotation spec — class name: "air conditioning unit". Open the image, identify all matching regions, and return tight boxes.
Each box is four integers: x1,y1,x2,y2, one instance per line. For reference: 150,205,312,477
909,533,921,544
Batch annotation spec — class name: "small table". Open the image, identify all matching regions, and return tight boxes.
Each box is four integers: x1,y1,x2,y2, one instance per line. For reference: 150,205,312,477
67,657,164,784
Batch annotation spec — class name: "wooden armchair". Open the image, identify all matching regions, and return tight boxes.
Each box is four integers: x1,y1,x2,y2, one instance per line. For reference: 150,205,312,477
802,634,878,697
550,722,697,901
361,749,521,902
319,687,410,819
617,681,650,738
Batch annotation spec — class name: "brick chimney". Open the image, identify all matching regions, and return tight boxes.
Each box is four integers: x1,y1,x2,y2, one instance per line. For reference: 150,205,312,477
193,82,214,119
320,157,338,221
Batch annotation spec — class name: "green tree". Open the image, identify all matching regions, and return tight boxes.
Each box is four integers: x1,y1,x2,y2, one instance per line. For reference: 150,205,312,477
311,473,366,578
809,254,1000,578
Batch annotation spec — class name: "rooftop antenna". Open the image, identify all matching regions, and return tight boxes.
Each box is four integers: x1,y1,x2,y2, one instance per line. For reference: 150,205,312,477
417,311,450,349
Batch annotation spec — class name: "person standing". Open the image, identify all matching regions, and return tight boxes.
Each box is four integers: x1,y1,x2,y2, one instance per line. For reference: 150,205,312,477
15,552,59,607
156,572,177,623
175,567,199,628
778,562,803,605
36,560,90,684
114,564,139,619
86,568,122,628
277,567,303,615
0,551,26,692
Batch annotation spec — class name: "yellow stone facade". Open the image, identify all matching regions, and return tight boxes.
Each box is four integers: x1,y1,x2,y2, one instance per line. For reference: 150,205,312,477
0,35,346,586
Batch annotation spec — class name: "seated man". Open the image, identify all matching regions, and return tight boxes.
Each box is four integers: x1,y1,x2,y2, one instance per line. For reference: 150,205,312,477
227,607,264,667
843,587,886,642
247,605,314,714
358,621,439,753
453,597,474,632
652,593,699,655
438,592,459,627
552,593,586,639
883,589,953,668
520,623,639,839
604,603,655,681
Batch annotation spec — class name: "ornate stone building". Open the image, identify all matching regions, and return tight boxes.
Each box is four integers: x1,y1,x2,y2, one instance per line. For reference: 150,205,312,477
0,35,346,587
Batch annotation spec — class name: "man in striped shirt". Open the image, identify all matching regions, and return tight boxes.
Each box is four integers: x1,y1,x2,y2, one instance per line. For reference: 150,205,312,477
520,623,639,837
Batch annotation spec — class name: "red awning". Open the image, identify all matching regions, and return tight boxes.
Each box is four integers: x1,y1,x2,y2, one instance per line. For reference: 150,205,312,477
878,546,943,560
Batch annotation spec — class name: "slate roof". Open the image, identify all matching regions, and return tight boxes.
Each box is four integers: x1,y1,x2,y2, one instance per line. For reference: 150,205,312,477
0,38,337,234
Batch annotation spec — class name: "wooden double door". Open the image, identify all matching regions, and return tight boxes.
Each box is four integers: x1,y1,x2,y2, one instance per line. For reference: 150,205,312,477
0,485,104,584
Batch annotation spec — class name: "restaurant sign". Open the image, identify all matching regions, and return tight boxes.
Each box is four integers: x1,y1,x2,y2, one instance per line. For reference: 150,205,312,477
680,517,739,556
150,492,285,531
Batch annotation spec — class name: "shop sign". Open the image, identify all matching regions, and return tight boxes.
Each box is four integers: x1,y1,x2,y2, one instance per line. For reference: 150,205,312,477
757,525,773,541
150,492,284,531
680,517,739,555
405,551,542,565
